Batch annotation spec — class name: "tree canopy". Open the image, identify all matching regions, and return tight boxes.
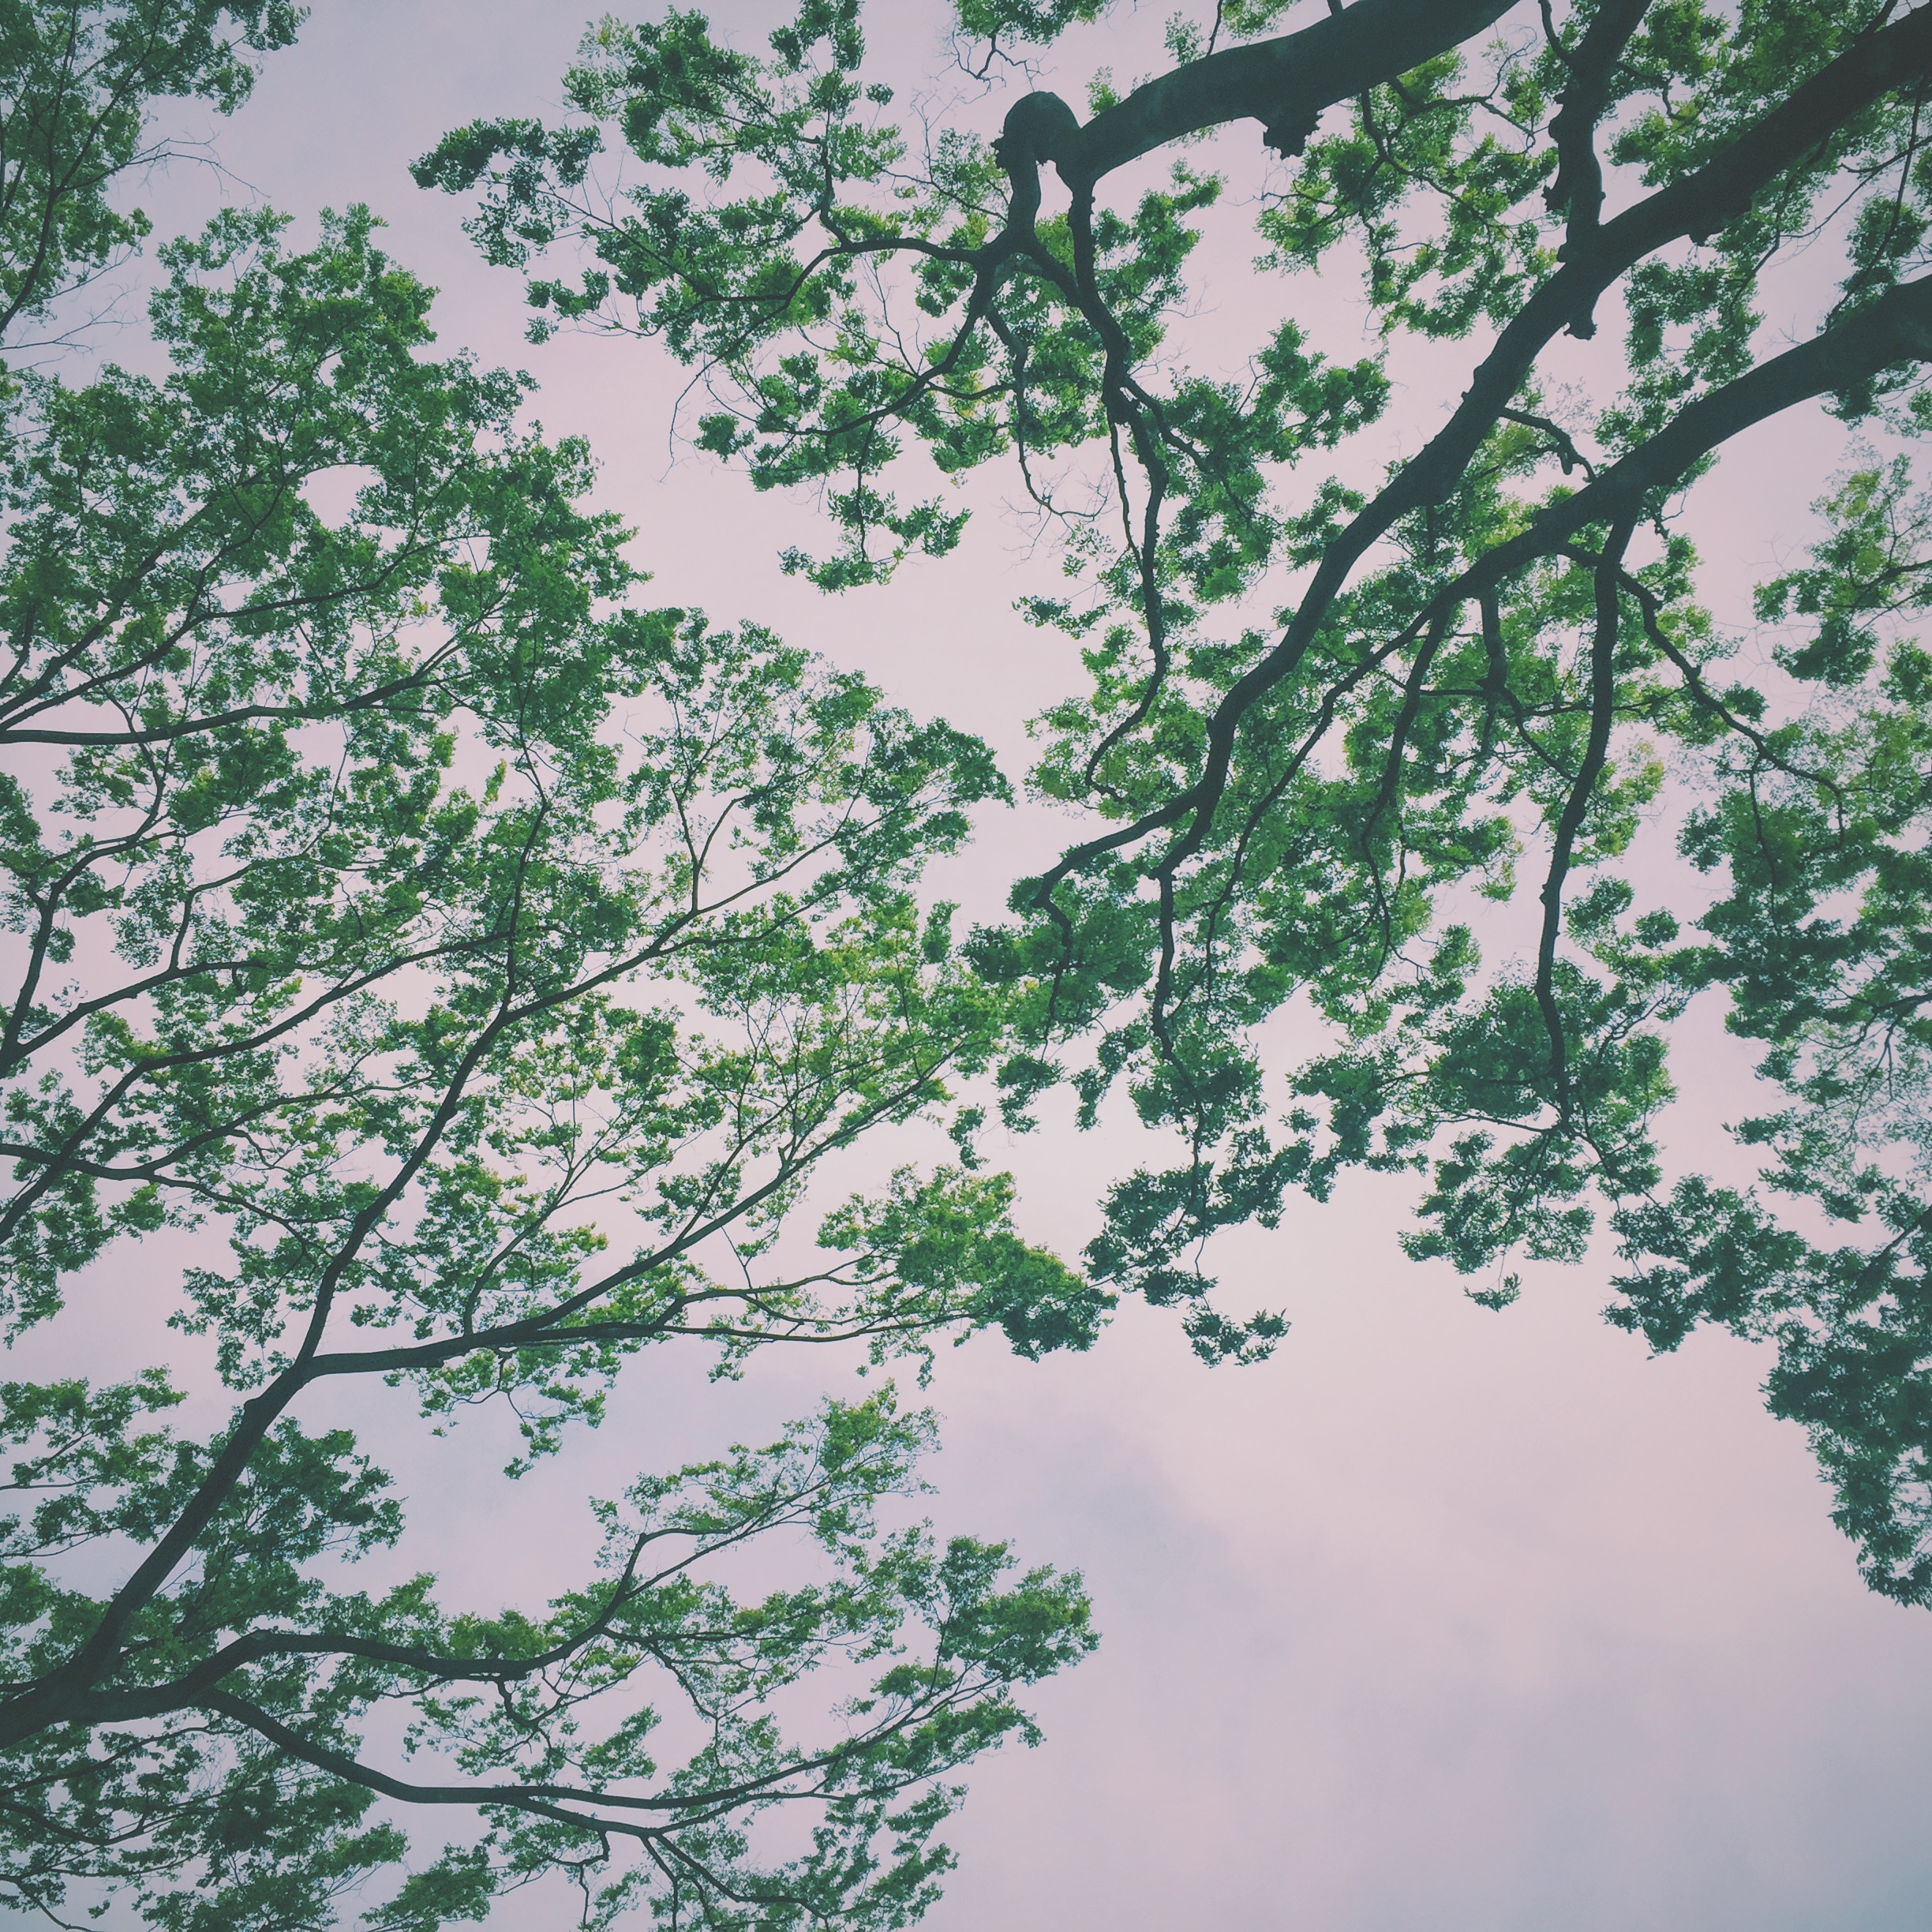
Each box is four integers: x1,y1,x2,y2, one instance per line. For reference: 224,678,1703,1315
10,0,1932,1924
0,7,1100,1926
419,0,1932,1608
0,0,303,345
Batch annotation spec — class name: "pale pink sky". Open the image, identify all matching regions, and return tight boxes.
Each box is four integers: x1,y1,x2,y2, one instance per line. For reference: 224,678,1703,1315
28,3,1932,1926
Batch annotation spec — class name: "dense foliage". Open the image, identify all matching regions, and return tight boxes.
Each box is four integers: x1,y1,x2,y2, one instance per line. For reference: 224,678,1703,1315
0,0,302,343
421,0,1932,1601
0,7,1100,1926
14,0,1932,1919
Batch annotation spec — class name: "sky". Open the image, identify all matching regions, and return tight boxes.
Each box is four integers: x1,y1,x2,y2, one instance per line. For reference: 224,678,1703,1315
16,2,1932,1928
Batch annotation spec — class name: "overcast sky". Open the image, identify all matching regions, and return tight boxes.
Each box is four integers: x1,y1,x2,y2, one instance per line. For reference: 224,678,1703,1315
20,3,1932,1927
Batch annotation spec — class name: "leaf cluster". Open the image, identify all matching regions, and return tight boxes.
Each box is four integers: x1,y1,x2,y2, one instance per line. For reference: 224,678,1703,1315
420,0,1932,1600
0,17,1104,1919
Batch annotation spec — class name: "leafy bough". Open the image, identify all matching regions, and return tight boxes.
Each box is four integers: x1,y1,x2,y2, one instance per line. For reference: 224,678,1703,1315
0,192,1102,1930
421,0,1932,1601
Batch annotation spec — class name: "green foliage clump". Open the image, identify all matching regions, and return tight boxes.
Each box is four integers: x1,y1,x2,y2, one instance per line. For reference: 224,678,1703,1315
420,0,1932,1606
0,9,1100,1923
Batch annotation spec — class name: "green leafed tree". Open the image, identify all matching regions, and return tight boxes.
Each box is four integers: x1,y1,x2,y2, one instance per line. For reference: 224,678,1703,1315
0,6,1101,1926
418,0,1932,1602
0,0,304,345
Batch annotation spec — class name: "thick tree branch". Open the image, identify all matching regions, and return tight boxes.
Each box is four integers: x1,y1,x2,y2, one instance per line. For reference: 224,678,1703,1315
1544,0,1650,242
1002,0,1519,185
1535,519,1634,1103
1024,5,1932,918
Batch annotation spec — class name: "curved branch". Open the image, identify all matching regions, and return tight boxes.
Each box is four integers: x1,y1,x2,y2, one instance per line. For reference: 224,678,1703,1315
1022,12,1932,923
1544,0,1651,242
1015,0,1519,186
1535,519,1634,1104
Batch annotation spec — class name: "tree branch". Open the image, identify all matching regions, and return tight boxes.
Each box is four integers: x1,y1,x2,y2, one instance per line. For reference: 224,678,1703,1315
1020,0,1520,185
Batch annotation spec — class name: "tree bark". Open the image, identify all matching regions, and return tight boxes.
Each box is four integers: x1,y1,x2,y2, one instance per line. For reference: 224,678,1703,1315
997,0,1520,184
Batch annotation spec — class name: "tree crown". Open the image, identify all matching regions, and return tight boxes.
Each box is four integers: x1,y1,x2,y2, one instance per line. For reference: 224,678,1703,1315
418,0,1932,1601
0,14,1102,1920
